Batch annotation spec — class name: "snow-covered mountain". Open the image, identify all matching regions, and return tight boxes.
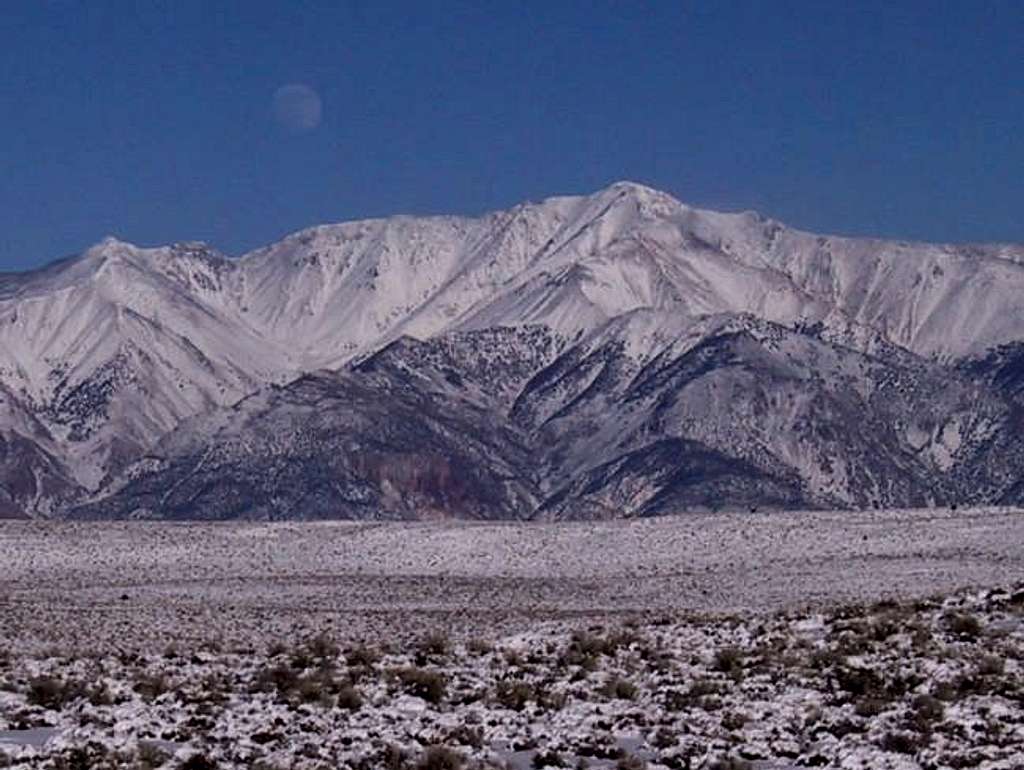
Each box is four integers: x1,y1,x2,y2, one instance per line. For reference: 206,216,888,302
4,182,1024,518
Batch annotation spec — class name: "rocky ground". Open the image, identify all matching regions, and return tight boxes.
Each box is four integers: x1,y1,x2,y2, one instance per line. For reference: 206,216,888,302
1,508,1022,769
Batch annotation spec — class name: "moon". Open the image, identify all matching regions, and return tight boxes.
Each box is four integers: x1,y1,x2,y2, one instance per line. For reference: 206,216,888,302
273,84,322,133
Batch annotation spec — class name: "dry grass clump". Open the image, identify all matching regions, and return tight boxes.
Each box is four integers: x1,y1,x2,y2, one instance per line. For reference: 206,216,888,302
394,666,447,704
345,642,382,668
336,682,364,711
466,638,494,656
906,693,944,733
27,676,86,710
558,628,641,672
417,630,451,660
133,671,171,702
252,660,360,708
493,679,534,711
704,758,752,770
615,754,648,770
136,742,173,769
415,745,463,770
945,612,983,640
180,754,219,770
598,675,637,701
662,676,726,712
878,730,928,755
307,631,340,660
253,662,298,696
712,646,745,678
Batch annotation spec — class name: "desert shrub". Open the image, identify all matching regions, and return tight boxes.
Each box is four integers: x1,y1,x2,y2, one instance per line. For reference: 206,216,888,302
254,663,337,707
251,762,287,770
346,643,381,668
713,646,745,677
52,746,107,770
884,672,920,699
932,679,960,702
599,676,637,701
336,683,363,711
720,710,749,730
615,755,647,770
950,673,985,698
854,697,888,718
396,667,447,703
415,746,462,770
295,674,326,704
664,677,724,711
418,631,451,658
289,648,312,670
909,693,945,731
690,677,724,697
532,749,566,768
910,624,934,651
570,630,608,656
494,680,534,711
836,666,883,698
705,758,751,770
85,681,115,706
379,745,409,770
254,663,298,695
266,641,287,658
537,685,568,712
27,676,84,710
179,754,218,770
137,741,172,769
879,731,927,754
558,645,598,672
651,727,678,749
605,628,644,652
562,627,643,663
945,612,983,640
975,654,1005,677
307,632,340,659
191,672,230,705
826,719,862,739
134,672,170,702
443,724,484,749
807,647,844,671
466,638,494,656
867,616,900,642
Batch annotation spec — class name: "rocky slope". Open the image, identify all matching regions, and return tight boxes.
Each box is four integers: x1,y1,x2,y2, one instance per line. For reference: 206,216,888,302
4,182,1024,519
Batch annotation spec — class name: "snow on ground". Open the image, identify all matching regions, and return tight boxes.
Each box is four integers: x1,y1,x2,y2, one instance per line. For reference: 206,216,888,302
0,508,1022,768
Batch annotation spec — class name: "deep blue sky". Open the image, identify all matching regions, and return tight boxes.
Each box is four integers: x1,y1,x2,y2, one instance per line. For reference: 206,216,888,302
1,1,1021,270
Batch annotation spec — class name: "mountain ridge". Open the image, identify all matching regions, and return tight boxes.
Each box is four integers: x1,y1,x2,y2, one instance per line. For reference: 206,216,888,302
3,181,1024,519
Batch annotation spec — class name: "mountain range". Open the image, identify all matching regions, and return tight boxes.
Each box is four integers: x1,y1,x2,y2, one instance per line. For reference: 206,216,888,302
3,181,1024,520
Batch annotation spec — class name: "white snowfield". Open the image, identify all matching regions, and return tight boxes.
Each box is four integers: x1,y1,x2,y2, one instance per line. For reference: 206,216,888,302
3,181,1024,491
0,509,1022,769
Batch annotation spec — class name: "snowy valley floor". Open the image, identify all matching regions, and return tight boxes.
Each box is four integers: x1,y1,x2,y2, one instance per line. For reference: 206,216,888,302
0,508,1022,769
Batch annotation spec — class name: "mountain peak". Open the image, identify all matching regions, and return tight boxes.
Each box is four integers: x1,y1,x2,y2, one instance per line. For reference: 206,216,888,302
605,179,664,196
598,180,682,208
93,235,136,251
